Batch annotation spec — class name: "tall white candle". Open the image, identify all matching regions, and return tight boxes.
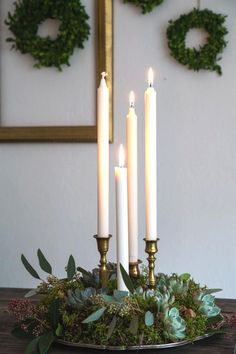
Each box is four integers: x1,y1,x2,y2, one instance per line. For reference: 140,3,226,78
126,91,138,263
97,72,109,238
115,145,129,291
145,68,157,240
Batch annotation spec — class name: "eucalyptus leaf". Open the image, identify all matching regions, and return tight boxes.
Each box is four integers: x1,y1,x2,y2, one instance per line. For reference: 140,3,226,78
145,311,154,326
12,324,33,339
55,323,63,337
107,316,117,339
21,254,40,280
37,249,52,274
25,336,40,354
129,315,139,335
82,307,106,324
113,289,129,301
38,331,55,354
77,266,91,277
24,288,38,298
120,263,134,294
204,288,222,295
102,294,114,303
67,255,76,280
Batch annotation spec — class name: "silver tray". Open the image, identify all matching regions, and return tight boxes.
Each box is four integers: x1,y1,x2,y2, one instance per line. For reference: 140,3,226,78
56,332,215,351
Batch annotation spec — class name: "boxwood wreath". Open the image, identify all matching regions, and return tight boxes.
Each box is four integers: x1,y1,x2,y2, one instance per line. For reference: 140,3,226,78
123,0,165,14
5,0,90,71
166,8,228,75
8,249,228,354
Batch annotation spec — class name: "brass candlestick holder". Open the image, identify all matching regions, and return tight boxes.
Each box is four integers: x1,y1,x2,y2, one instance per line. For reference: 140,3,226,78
129,259,142,279
94,234,112,288
144,238,159,289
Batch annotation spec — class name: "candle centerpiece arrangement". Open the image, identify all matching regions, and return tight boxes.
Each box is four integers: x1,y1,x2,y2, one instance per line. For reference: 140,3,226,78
9,70,226,353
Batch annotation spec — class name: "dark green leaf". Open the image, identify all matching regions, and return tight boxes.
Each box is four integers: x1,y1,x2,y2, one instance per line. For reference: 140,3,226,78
107,316,117,339
77,266,91,277
120,263,134,294
37,249,52,274
145,311,154,326
12,324,33,339
82,307,106,324
25,336,40,354
67,255,76,280
49,298,60,329
21,254,40,280
38,331,55,354
129,315,139,335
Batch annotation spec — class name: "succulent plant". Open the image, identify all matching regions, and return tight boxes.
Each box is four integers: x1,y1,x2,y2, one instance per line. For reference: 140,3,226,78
158,291,175,313
156,273,190,296
198,294,221,318
163,307,186,341
77,263,117,289
67,287,96,309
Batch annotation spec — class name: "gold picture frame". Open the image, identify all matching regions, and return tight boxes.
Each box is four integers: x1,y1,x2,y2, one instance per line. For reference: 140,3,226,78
0,0,113,143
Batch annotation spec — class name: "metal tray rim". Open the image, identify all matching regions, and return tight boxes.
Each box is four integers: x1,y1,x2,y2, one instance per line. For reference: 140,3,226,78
56,332,215,350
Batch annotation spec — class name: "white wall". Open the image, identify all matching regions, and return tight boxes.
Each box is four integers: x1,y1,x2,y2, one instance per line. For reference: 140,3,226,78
0,0,235,298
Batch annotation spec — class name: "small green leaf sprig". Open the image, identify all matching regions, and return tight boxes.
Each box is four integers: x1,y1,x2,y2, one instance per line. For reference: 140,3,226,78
5,0,90,71
123,0,165,14
166,8,228,75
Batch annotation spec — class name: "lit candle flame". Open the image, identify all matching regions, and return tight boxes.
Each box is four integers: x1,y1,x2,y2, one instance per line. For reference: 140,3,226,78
119,144,125,168
129,91,135,108
148,67,154,87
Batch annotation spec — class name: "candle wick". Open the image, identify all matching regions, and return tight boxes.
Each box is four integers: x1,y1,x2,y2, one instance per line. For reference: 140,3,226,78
101,72,108,80
149,82,153,88
130,102,134,108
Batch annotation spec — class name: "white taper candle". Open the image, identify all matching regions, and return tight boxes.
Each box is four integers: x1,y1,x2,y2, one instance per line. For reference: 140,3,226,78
115,145,129,291
126,91,138,262
145,68,157,240
97,72,109,237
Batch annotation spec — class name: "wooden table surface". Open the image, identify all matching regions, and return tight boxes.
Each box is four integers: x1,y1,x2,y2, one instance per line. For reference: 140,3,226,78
0,288,236,354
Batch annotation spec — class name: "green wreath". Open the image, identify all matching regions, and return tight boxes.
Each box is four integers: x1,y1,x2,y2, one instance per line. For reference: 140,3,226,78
5,0,90,71
166,8,228,75
123,0,165,14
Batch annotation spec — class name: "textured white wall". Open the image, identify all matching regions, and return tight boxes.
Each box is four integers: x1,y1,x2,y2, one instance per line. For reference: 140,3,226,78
0,0,235,298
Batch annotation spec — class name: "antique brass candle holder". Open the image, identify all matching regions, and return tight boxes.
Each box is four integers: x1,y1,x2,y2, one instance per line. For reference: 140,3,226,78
94,234,112,288
129,259,142,279
144,238,159,289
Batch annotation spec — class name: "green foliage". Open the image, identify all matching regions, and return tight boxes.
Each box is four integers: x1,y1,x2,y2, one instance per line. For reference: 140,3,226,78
37,249,52,275
11,254,225,352
5,0,90,71
120,263,134,293
123,0,164,14
167,8,228,75
82,307,106,324
67,255,76,280
21,254,41,280
38,332,55,354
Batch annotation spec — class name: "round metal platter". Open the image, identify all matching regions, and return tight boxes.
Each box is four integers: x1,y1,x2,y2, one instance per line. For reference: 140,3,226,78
56,332,214,351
